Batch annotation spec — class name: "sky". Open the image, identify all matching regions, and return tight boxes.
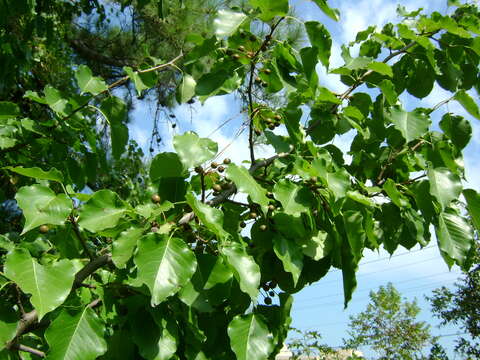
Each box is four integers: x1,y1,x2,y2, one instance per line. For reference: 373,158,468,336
127,0,479,357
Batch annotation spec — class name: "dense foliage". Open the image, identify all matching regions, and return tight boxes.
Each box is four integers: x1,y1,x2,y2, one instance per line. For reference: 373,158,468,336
345,283,432,359
1,0,480,359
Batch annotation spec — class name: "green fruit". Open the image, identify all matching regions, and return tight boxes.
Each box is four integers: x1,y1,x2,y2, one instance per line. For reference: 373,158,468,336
212,184,222,192
151,194,161,203
259,224,267,231
249,212,257,219
39,225,49,234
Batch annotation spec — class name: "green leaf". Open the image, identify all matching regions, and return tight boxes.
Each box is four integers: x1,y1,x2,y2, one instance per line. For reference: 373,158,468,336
185,192,230,240
454,90,480,120
387,107,430,143
4,166,63,182
304,21,332,68
134,233,197,305
463,189,480,231
195,70,230,97
45,307,107,360
326,169,351,199
439,114,472,150
15,185,72,234
226,164,269,214
176,74,196,104
302,231,332,260
221,242,260,300
44,86,69,115
75,65,108,95
150,152,185,180
0,102,20,120
367,62,393,77
228,314,273,360
427,168,462,210
273,234,303,286
4,249,75,320
173,132,217,169
343,211,365,263
311,0,340,21
214,10,247,37
112,227,143,269
383,179,410,207
436,209,473,268
378,79,398,105
248,0,288,22
78,190,128,232
99,96,129,160
273,180,311,215
0,320,16,351
124,66,150,96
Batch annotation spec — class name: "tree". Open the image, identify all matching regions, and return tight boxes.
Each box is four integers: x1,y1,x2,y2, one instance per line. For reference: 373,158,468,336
345,283,433,359
428,241,480,358
0,0,479,359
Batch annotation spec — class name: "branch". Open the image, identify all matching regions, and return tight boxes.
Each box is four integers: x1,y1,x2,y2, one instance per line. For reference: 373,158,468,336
178,151,291,225
306,40,419,133
246,17,285,165
11,344,45,358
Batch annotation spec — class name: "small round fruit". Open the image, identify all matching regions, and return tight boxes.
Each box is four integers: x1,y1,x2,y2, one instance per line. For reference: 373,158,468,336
310,176,318,183
172,123,177,128
194,166,203,174
268,124,275,130
151,226,159,233
268,280,277,289
212,184,222,192
232,53,241,60
262,283,270,291
149,147,154,153
265,68,272,75
238,45,245,52
266,192,274,198
249,212,257,219
254,129,261,136
274,114,281,120
261,81,268,88
255,76,262,84
259,224,267,231
269,290,275,297
249,34,256,41
151,194,161,203
39,225,49,234
265,118,274,124
264,297,272,305
211,162,218,169
223,158,231,165
268,204,275,211
217,166,225,173
240,221,246,228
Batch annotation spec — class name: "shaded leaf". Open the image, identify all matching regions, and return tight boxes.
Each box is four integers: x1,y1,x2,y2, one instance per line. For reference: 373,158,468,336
304,21,331,68
249,0,288,22
150,152,185,180
454,90,480,120
112,227,143,269
0,102,20,120
176,74,196,104
221,242,260,300
99,96,129,160
273,180,311,215
186,192,230,240
124,66,150,96
311,0,340,21
463,189,480,231
273,234,303,286
439,113,472,150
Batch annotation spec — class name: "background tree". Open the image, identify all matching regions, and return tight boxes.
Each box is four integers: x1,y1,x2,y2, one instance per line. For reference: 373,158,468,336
428,241,480,358
344,283,433,359
0,0,479,359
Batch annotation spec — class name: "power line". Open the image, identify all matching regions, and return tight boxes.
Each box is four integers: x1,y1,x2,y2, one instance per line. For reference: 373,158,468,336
293,278,457,312
296,271,458,304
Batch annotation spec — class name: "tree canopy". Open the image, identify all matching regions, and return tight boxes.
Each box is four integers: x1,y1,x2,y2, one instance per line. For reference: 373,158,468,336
0,0,479,359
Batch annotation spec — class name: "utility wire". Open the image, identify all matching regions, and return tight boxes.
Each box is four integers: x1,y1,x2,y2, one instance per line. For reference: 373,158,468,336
296,270,458,304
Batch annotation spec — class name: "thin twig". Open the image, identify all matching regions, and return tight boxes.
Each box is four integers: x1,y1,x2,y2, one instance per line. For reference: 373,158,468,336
15,285,26,316
13,344,45,358
69,215,94,260
200,172,206,203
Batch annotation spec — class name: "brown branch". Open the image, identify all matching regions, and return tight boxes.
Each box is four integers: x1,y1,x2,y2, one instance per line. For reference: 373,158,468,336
11,343,45,358
200,172,206,203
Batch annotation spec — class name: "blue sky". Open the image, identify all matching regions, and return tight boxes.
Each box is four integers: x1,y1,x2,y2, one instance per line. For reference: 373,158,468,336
127,0,479,357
